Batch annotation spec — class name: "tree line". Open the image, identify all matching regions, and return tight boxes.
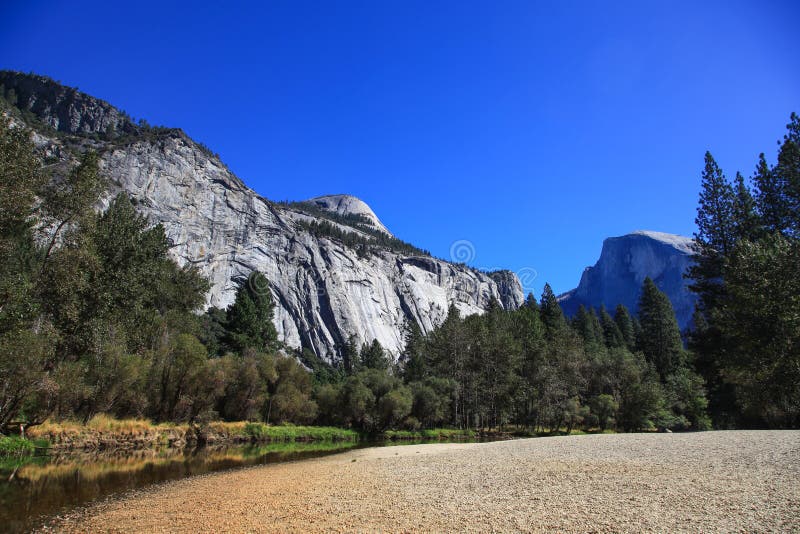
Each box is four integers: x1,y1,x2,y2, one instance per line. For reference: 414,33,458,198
1,110,797,434
688,113,799,428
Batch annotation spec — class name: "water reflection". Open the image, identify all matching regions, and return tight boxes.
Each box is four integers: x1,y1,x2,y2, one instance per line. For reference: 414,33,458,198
0,441,359,533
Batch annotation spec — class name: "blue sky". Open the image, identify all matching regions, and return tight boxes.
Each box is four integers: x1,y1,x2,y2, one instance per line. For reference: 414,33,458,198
1,1,798,295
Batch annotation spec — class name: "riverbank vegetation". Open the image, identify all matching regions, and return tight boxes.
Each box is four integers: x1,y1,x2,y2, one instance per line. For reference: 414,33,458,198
1,109,798,442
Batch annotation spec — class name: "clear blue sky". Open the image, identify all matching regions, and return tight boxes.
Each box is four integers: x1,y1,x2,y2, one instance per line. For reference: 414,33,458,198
2,1,798,296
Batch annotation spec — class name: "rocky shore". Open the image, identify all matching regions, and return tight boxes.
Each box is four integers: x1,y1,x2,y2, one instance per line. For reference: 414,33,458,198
47,431,800,532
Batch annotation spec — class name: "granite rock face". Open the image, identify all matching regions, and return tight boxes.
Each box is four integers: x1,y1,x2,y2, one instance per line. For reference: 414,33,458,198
304,194,393,236
558,231,697,329
0,71,137,136
1,71,524,361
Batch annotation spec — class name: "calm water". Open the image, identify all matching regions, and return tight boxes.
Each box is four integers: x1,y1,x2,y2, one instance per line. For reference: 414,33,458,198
0,441,367,533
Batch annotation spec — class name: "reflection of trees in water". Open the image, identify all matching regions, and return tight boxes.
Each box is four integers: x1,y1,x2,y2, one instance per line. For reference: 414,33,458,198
0,441,359,533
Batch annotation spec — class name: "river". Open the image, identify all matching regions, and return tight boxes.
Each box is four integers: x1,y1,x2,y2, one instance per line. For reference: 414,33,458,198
1,441,366,532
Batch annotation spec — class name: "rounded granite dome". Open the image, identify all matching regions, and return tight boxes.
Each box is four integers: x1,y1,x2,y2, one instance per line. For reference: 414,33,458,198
305,194,392,235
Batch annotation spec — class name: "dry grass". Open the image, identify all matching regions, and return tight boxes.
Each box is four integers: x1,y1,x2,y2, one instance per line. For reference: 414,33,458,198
28,417,173,439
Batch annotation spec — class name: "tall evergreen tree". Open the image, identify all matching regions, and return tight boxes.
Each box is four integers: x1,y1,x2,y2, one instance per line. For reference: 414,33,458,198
774,112,800,236
539,283,566,337
752,153,786,234
512,297,545,427
637,277,684,379
732,172,760,240
360,339,390,370
399,321,428,382
715,234,800,427
523,292,539,311
598,305,624,349
614,304,637,352
225,271,279,353
572,305,603,349
687,151,736,314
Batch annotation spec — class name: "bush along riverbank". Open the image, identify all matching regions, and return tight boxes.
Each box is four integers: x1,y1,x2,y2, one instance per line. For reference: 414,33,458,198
0,435,47,457
14,415,502,454
22,417,361,453
7,415,624,457
380,428,477,441
0,435,49,471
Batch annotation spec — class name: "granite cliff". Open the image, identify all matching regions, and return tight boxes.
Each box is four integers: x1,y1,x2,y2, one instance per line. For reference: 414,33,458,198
558,231,697,329
0,71,524,361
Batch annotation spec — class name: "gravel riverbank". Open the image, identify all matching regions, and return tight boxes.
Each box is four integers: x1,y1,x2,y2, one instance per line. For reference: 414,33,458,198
47,431,800,532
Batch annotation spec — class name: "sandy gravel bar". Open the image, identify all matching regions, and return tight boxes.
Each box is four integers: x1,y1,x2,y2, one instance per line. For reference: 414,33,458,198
48,431,799,533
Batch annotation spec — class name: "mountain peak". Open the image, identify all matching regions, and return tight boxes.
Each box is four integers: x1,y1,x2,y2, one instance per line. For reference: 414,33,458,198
0,70,137,136
627,230,695,254
560,230,698,328
304,194,392,235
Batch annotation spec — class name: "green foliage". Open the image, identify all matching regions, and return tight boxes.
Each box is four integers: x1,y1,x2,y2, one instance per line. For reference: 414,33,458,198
598,305,624,349
613,304,637,352
0,116,44,331
224,272,279,353
268,355,319,424
381,428,475,440
539,283,566,336
242,423,358,442
217,351,276,421
41,192,209,358
360,339,390,371
283,200,431,258
638,277,684,379
408,377,455,429
688,113,800,428
0,435,36,457
589,394,618,431
715,235,800,426
147,333,220,422
295,217,429,258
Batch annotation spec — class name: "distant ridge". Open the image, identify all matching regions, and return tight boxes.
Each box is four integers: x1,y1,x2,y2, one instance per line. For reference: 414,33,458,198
0,70,524,360
558,231,697,329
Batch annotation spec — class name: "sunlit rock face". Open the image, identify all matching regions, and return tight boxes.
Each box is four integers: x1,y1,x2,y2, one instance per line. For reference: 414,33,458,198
304,194,393,236
2,71,524,361
558,231,697,330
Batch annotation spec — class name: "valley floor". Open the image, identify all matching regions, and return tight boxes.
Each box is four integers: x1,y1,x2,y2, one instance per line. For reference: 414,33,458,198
47,431,799,533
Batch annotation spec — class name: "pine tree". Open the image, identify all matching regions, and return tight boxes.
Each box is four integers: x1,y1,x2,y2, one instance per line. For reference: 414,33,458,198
752,153,786,234
638,277,684,379
360,339,390,370
774,112,800,236
225,271,279,353
614,304,637,351
599,305,624,349
688,151,736,315
512,297,545,427
715,234,800,427
572,305,603,348
338,334,361,375
732,172,760,240
399,321,427,382
539,283,566,337
523,292,539,311
479,302,522,428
